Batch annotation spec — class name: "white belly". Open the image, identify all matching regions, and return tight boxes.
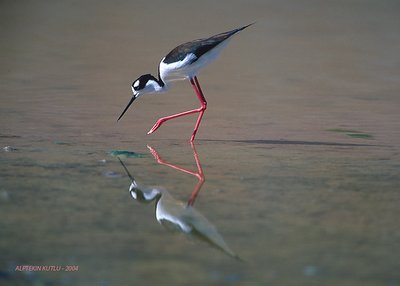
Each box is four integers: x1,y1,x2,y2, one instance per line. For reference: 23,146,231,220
159,40,230,83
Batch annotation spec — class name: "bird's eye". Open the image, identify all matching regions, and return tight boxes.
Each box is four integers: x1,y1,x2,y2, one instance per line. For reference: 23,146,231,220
132,80,140,90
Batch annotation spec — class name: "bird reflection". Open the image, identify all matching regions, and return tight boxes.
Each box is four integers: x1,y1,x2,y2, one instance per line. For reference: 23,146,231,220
118,143,239,259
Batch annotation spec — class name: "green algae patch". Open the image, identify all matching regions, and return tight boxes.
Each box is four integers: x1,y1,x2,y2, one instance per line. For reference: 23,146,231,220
109,150,147,158
326,128,373,139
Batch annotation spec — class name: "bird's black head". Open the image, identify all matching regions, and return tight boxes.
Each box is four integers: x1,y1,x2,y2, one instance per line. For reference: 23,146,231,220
131,74,162,95
118,74,163,121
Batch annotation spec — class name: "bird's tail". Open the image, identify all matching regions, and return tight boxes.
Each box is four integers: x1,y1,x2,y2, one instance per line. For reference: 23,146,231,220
236,22,256,33
221,22,255,39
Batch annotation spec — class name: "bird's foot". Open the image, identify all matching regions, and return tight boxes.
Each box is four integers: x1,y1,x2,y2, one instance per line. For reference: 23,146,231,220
147,118,165,134
190,132,197,142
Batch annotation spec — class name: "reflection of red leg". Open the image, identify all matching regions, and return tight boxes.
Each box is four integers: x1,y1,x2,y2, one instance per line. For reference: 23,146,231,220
147,142,204,206
147,76,207,142
186,142,204,206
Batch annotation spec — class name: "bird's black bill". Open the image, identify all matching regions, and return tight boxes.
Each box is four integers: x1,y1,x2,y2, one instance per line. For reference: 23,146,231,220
117,96,136,121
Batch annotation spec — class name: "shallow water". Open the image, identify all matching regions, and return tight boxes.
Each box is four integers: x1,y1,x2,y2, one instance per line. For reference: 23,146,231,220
1,1,400,286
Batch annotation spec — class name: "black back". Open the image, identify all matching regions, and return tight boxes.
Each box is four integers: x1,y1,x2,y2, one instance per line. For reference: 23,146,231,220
163,23,254,65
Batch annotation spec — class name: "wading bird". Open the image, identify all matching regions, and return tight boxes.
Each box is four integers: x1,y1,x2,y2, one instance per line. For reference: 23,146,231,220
117,23,254,142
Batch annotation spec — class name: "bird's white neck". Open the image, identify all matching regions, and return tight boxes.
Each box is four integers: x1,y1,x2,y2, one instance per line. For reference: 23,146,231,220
151,79,165,92
142,76,169,94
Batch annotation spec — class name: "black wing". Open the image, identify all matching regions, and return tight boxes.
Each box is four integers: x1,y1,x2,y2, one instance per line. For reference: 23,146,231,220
162,23,254,64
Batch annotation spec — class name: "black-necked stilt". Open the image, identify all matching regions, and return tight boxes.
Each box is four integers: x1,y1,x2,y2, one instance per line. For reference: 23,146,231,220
117,23,254,142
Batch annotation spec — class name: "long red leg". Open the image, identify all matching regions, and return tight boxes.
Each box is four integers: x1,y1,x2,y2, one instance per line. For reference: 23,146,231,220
147,76,207,142
147,142,204,206
190,76,207,142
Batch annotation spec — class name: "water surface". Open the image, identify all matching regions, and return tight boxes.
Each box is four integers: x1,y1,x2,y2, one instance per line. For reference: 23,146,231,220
1,1,400,285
